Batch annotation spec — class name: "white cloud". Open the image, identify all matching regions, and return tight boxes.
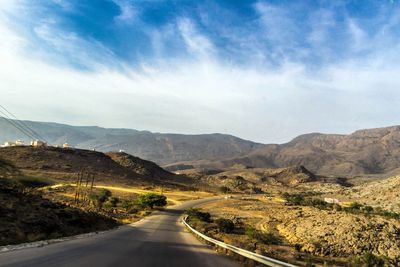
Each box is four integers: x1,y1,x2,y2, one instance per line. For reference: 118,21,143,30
1,2,400,144
112,0,137,24
51,0,74,11
32,19,120,70
177,17,215,60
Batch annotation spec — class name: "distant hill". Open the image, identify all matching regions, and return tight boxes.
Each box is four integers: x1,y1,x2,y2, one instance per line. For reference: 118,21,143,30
0,118,263,165
2,118,400,176
214,126,400,176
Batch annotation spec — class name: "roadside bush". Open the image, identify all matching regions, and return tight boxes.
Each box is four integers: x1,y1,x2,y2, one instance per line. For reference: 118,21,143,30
104,196,120,209
16,176,53,191
256,232,281,245
119,199,139,213
185,208,211,222
352,252,385,267
216,218,234,233
136,193,167,209
90,189,112,210
245,225,281,245
245,225,257,239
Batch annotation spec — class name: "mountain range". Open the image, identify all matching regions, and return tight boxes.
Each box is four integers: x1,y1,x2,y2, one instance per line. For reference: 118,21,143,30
1,118,400,176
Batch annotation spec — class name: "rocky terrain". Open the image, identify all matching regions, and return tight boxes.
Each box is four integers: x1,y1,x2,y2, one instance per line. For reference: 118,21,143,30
198,196,400,266
0,170,117,246
340,175,400,212
182,165,319,193
278,207,400,262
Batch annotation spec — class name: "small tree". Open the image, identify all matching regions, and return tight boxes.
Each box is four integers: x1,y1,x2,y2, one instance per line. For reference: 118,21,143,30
104,196,120,209
216,218,234,233
136,193,167,209
90,189,112,210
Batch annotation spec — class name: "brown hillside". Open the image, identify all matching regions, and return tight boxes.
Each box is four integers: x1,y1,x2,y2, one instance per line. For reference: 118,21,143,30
106,152,175,180
214,126,400,176
0,146,181,186
0,178,117,246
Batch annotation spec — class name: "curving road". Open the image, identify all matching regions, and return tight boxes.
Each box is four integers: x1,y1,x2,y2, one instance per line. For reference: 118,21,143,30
0,197,239,267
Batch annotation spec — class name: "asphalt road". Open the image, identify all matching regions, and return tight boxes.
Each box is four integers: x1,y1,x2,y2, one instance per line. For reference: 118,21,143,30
0,197,239,267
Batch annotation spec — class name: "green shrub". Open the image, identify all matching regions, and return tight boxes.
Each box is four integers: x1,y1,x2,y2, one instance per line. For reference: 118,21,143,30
98,189,112,202
119,199,138,213
353,252,385,267
282,192,305,205
245,225,280,245
136,193,167,209
16,176,53,189
104,196,120,208
185,208,211,222
245,225,256,239
308,198,328,208
256,232,281,245
216,218,234,233
90,189,112,209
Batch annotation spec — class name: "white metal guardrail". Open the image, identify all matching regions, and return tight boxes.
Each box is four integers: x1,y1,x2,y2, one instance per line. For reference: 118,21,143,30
182,216,298,267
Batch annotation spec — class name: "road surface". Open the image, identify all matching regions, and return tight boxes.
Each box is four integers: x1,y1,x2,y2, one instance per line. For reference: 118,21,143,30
0,197,239,267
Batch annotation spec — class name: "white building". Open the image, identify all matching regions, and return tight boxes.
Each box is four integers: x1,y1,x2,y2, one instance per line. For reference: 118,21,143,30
62,143,71,148
31,140,47,147
324,197,340,204
2,141,15,147
15,139,25,146
1,140,25,147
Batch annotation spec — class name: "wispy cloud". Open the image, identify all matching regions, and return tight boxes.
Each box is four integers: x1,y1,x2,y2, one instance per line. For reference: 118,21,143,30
1,0,400,143
32,20,119,70
177,17,215,60
112,0,137,24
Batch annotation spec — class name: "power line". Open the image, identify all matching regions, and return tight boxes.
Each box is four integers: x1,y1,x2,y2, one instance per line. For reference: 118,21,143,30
0,104,49,143
0,112,37,141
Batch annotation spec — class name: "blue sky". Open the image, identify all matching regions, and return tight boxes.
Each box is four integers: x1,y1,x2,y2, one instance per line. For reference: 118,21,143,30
1,0,400,143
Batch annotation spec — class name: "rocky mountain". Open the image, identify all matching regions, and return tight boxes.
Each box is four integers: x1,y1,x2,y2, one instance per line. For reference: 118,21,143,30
2,117,400,176
175,126,400,177
0,118,262,165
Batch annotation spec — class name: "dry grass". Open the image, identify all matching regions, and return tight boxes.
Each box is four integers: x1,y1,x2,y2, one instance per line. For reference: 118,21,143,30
46,183,214,205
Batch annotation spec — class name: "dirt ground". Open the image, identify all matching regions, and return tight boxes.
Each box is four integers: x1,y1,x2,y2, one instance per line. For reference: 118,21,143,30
196,195,400,266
